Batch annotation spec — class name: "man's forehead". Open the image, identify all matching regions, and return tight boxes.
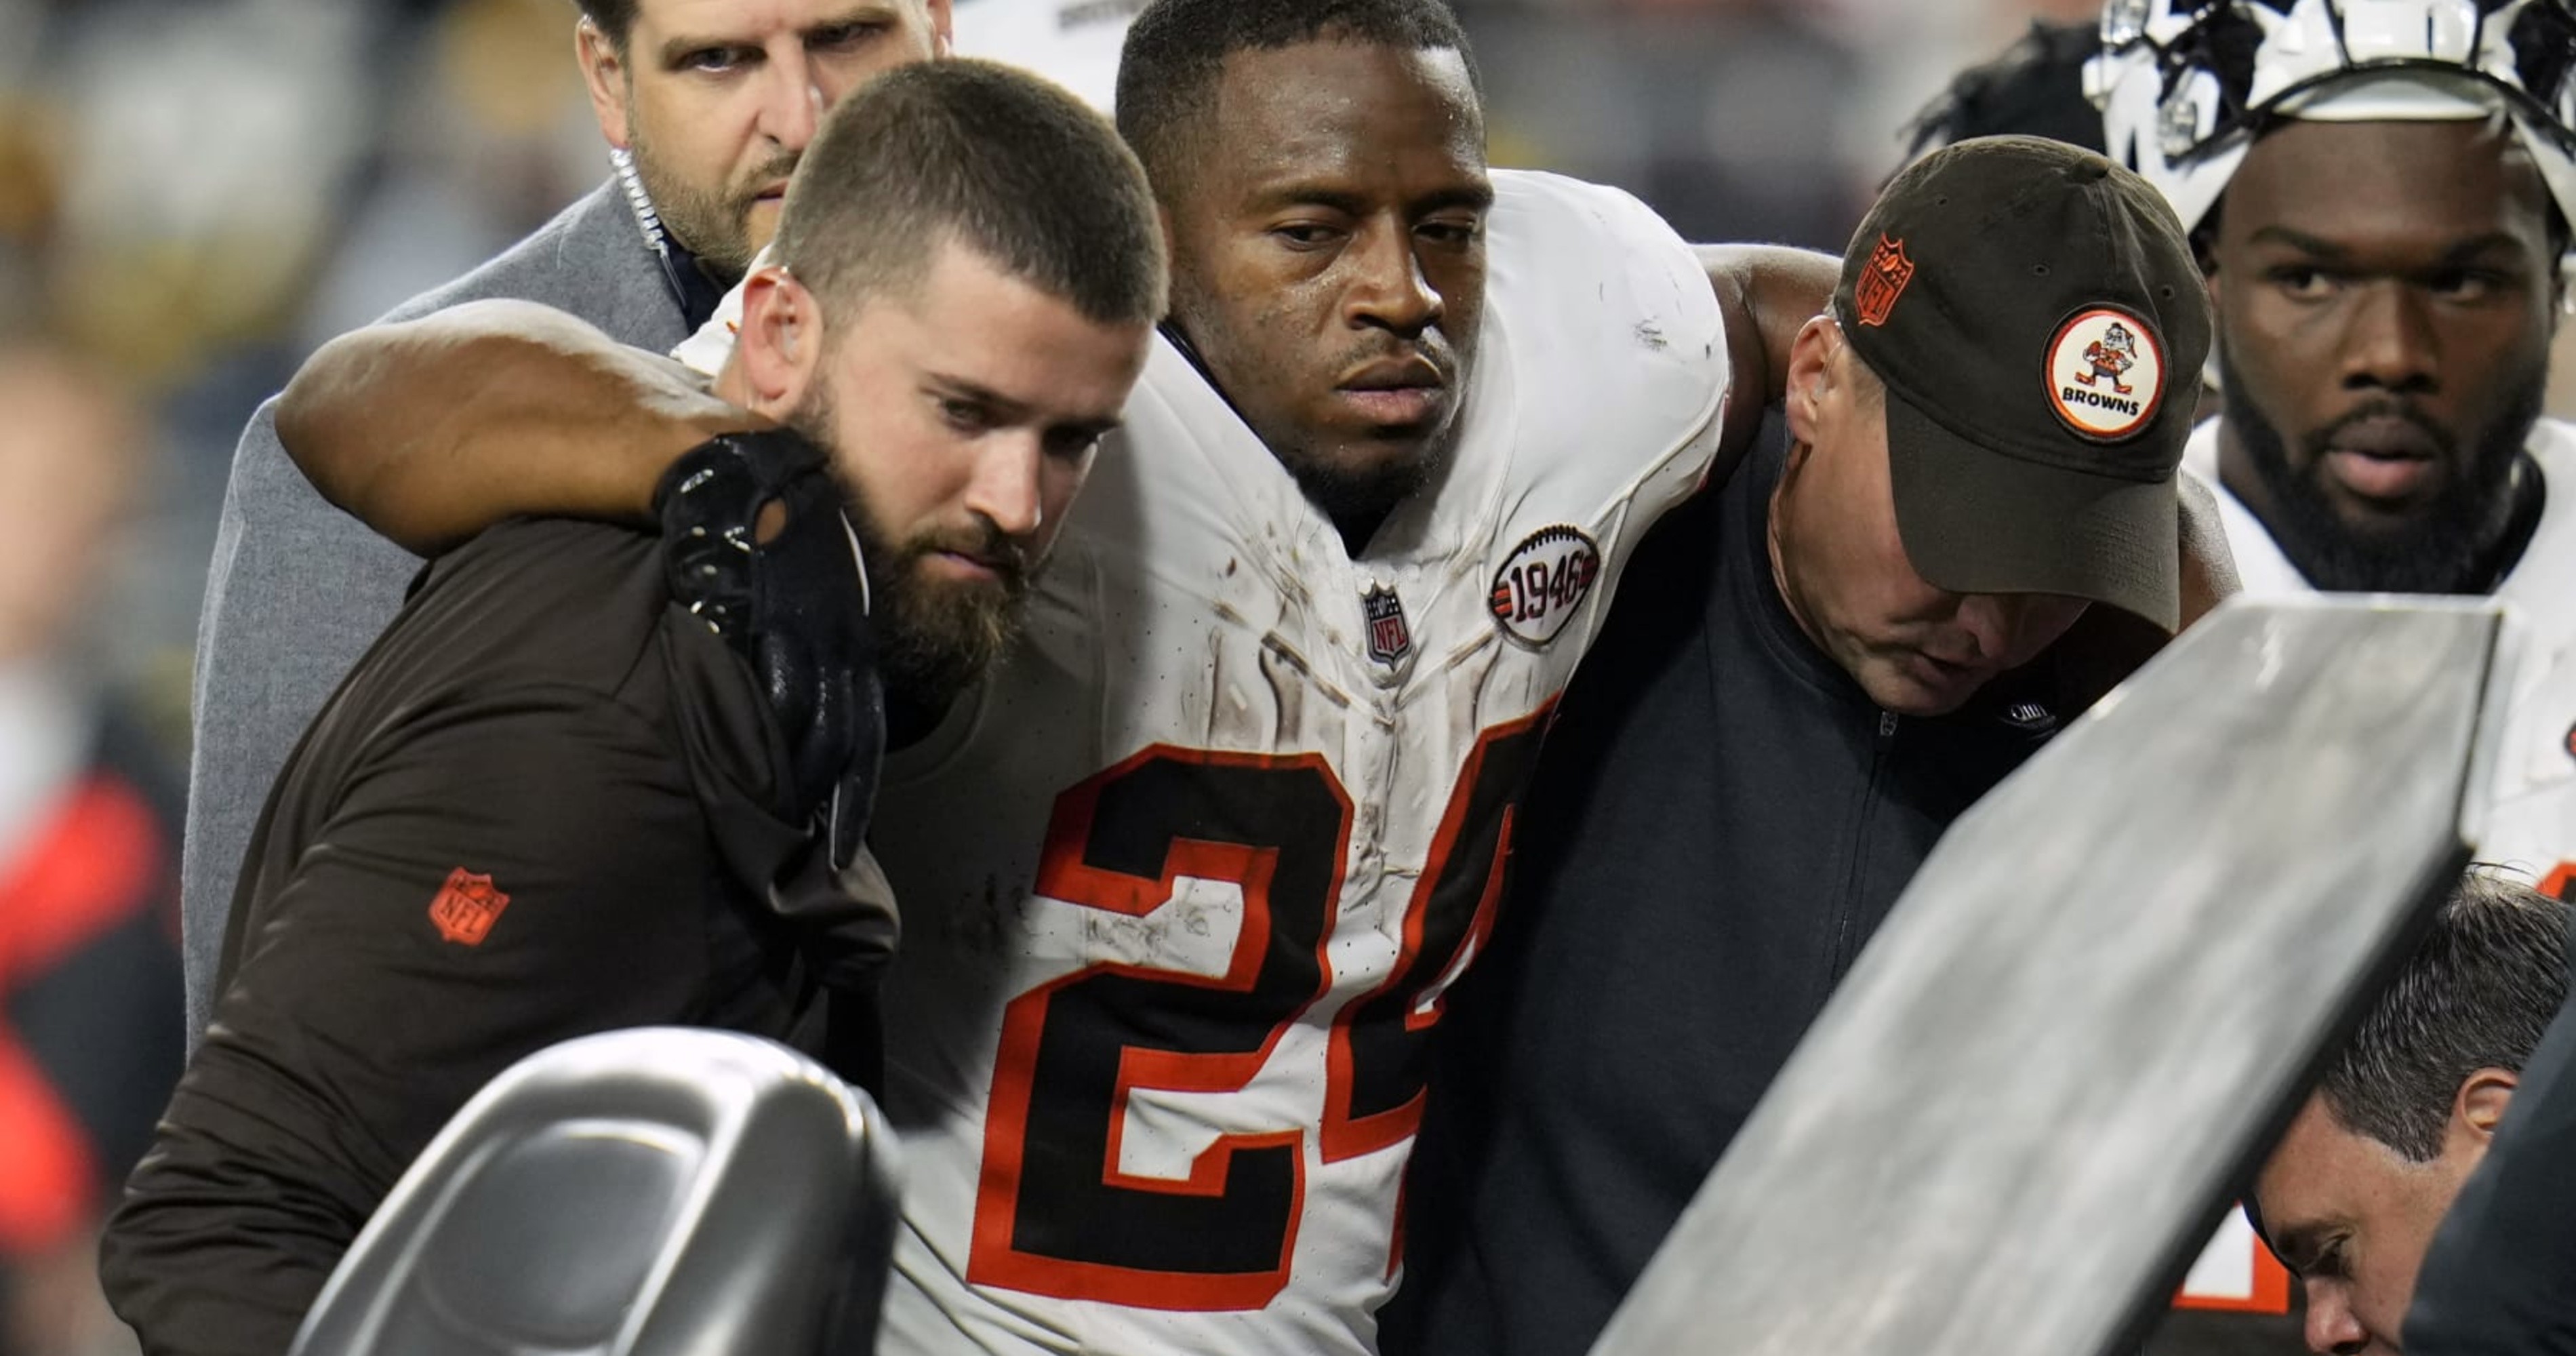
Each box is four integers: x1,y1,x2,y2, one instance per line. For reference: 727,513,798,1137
1209,41,1481,148
2231,116,2550,233
851,245,1142,399
2257,1095,2381,1214
635,0,916,38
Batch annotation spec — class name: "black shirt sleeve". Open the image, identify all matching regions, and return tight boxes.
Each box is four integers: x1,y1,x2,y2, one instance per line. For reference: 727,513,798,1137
102,681,718,1356
2404,979,2576,1354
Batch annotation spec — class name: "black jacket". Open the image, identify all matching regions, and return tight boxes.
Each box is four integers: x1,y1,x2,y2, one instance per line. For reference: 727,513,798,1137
2407,975,2576,1353
1390,438,2060,1356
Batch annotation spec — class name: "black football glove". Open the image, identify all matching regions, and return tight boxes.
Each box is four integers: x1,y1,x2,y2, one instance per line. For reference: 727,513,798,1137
656,428,883,869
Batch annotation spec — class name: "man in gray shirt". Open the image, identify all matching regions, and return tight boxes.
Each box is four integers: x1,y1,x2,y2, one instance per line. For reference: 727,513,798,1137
182,0,957,1041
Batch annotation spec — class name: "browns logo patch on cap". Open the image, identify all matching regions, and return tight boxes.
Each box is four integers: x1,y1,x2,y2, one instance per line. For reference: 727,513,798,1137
2046,305,2165,441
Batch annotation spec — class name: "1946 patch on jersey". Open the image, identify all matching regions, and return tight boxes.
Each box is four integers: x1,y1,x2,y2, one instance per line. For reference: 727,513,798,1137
1489,525,1602,649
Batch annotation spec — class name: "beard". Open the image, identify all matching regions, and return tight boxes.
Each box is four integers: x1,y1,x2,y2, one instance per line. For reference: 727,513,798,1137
2219,338,2539,594
1281,428,1449,532
628,136,797,281
788,394,1034,714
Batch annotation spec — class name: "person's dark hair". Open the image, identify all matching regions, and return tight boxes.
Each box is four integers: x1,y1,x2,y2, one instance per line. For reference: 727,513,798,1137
1903,19,2106,161
2317,869,2571,1161
571,0,639,49
773,59,1167,329
1115,0,1481,199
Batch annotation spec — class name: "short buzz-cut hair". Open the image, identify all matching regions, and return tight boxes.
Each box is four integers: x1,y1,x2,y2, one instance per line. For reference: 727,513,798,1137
1114,0,1482,201
2317,868,2571,1161
772,60,1167,330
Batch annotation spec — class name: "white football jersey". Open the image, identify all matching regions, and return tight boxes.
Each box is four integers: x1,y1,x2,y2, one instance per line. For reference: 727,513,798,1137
2180,418,2576,892
948,0,1136,113
2169,419,2576,1313
826,170,1725,1355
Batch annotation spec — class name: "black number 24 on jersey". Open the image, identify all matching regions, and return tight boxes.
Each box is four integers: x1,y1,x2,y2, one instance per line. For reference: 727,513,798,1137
967,712,1548,1310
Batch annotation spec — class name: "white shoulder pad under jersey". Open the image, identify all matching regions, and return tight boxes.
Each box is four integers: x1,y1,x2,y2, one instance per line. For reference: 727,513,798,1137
2183,416,2576,896
857,169,1727,1356
2177,420,2310,599
948,0,1135,113
2472,419,2576,894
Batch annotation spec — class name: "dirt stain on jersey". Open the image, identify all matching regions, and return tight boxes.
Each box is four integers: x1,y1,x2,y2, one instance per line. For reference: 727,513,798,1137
1260,633,1353,713
1259,639,1307,748
1204,623,1266,750
935,874,1013,956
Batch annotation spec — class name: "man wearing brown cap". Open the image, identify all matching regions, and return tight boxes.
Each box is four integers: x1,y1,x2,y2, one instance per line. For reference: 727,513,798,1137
1384,134,2218,1356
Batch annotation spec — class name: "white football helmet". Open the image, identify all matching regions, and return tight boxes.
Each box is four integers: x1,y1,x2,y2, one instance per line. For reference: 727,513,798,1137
2089,0,2576,234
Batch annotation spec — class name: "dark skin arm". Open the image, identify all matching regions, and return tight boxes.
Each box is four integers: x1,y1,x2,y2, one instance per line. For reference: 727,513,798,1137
277,300,765,555
1699,243,1840,473
275,252,2236,671
279,252,1842,557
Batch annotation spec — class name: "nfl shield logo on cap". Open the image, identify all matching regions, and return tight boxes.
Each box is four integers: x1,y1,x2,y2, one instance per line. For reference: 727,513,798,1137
1855,234,1915,327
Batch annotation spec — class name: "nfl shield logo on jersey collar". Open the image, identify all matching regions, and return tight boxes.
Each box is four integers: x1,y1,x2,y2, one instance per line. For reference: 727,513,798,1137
1362,583,1413,667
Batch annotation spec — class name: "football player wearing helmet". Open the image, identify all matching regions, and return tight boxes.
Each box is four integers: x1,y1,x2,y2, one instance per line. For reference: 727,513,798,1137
2095,1,2576,893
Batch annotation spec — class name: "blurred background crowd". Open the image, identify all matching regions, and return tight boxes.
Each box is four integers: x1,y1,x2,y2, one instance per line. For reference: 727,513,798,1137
0,0,2127,768
0,0,2437,1351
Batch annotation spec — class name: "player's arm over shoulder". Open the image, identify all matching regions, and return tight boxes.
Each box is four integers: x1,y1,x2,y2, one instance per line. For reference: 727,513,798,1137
277,299,763,555
1695,241,1837,466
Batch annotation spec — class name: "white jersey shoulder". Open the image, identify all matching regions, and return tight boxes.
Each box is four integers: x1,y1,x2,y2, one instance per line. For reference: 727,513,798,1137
948,0,1136,113
2476,419,2576,892
2185,416,2576,892
2177,419,2310,599
860,168,1727,1356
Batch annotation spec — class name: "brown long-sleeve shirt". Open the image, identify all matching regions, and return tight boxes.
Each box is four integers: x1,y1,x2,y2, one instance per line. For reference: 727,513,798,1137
102,516,890,1356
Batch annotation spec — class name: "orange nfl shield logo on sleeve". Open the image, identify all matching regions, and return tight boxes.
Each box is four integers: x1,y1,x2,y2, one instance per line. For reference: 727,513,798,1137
428,868,511,946
1854,235,1914,327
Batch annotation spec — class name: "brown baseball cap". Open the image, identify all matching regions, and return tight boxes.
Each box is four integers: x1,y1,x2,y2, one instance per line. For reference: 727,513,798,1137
1834,134,2209,631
